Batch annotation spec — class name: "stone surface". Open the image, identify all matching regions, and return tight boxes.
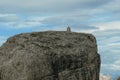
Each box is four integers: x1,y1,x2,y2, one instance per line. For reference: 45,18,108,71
117,77,120,80
0,31,101,80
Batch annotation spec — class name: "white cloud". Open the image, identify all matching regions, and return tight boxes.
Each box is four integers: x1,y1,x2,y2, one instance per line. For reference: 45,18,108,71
93,29,120,46
93,29,120,40
0,13,19,22
91,29,120,71
98,36,120,46
101,60,120,71
36,14,99,31
0,0,118,30
0,14,99,30
101,0,120,13
114,60,120,64
42,14,92,24
91,21,120,30
0,0,112,14
0,36,8,46
91,0,120,15
0,15,44,29
7,21,43,29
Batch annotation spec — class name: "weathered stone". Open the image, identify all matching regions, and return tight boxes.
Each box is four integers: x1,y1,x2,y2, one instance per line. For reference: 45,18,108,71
0,31,101,80
117,77,120,80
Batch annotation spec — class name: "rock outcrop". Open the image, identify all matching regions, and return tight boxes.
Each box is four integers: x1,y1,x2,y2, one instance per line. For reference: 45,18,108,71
117,77,120,80
0,31,101,80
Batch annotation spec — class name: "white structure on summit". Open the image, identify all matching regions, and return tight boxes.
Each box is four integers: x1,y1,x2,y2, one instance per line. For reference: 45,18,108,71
67,26,71,32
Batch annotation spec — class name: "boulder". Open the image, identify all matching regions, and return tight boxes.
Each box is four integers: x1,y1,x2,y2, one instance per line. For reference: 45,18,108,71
117,77,120,80
0,31,101,80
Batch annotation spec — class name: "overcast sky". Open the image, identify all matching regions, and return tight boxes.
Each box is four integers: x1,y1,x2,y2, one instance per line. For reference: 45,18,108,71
0,0,120,79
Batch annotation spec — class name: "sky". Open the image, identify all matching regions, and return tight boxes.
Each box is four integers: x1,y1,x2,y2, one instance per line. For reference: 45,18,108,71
0,0,120,79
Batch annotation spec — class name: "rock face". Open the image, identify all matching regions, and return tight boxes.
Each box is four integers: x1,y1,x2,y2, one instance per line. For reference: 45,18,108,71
0,31,100,80
117,77,120,80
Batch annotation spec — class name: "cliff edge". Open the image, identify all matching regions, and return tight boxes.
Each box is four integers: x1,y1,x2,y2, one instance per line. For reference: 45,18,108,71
0,31,101,80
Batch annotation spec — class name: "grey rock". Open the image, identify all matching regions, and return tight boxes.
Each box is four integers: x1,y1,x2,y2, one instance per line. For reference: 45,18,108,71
0,31,101,80
117,77,120,80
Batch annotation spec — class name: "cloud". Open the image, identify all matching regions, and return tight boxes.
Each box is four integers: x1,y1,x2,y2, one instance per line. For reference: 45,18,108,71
7,17,43,29
91,29,120,66
42,15,92,24
91,0,120,15
37,15,99,31
0,0,113,14
0,13,19,22
0,36,8,46
0,0,118,30
93,29,120,37
91,21,120,31
6,21,42,29
0,15,44,29
0,14,99,30
101,59,120,76
101,60,120,71
101,0,120,13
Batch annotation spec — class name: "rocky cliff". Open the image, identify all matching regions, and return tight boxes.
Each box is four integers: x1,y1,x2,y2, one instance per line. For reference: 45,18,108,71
0,31,100,80
117,77,120,80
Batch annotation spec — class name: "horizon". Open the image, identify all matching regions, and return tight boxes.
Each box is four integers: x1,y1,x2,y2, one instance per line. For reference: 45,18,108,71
0,0,120,79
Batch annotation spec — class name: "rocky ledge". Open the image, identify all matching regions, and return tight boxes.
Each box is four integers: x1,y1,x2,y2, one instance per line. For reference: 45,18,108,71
0,31,101,80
